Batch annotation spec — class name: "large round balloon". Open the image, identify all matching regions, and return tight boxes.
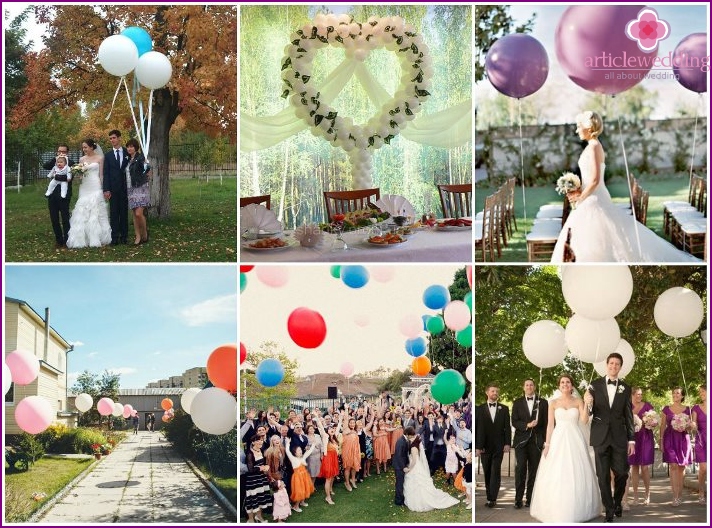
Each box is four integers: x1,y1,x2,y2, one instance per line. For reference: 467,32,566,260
287,307,327,348
354,313,370,327
240,342,247,365
98,34,139,76
565,315,620,363
112,402,124,417
341,266,370,289
465,363,473,382
256,358,285,387
405,337,427,358
485,33,549,98
431,369,466,404
97,397,115,416
15,396,54,434
412,356,431,376
121,26,152,56
654,287,704,338
122,404,134,419
340,361,355,378
330,265,341,279
463,291,472,311
161,398,173,411
3,362,11,396
555,6,655,95
399,314,423,339
370,266,395,283
181,387,201,414
672,33,707,93
466,265,472,288
594,339,635,378
562,265,633,320
456,324,472,348
522,320,568,368
75,393,93,413
423,285,450,310
135,51,172,89
5,349,40,385
207,343,237,393
444,300,471,331
427,315,445,335
240,265,254,273
190,387,238,435
256,266,289,288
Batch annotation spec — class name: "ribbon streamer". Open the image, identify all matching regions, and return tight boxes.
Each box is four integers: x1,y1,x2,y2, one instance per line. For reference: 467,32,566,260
613,99,642,257
105,76,125,121
517,99,529,231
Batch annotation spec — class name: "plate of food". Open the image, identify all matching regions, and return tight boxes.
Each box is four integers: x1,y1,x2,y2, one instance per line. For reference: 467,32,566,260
241,237,293,251
364,233,408,247
242,229,282,240
435,218,472,231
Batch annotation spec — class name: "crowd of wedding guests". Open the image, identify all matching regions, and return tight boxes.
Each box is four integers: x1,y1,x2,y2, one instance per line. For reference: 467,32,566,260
239,391,472,523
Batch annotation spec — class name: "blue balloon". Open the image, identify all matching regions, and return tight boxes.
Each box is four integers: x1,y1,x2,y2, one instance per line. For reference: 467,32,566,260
421,315,432,331
423,285,450,310
121,26,153,56
255,358,284,387
341,266,369,289
405,337,427,357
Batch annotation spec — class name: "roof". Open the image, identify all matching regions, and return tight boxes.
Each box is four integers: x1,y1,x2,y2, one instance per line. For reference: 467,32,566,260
295,373,382,398
68,388,187,398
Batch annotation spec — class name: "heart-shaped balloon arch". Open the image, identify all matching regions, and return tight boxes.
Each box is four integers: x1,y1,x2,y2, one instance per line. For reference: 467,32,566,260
281,14,432,188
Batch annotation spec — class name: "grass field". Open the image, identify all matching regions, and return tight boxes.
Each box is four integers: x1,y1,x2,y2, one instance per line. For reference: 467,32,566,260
4,178,237,262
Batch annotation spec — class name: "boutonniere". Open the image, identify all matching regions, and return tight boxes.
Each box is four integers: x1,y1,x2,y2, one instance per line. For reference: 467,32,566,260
617,385,625,394
497,405,502,411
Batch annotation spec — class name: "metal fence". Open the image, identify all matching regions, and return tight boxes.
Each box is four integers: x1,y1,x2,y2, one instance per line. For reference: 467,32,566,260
242,396,379,416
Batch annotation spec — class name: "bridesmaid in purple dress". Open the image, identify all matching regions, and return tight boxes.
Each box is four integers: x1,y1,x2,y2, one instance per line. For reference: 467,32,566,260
660,386,693,506
691,385,707,505
627,387,655,505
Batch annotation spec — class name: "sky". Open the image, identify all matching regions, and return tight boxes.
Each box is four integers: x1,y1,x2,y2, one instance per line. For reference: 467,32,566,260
4,265,237,388
240,265,470,377
476,4,709,123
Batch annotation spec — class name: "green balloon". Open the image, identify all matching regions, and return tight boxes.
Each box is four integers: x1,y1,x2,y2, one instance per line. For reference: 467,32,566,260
240,273,247,293
456,324,472,347
330,265,342,279
430,369,466,405
463,291,472,311
426,315,445,335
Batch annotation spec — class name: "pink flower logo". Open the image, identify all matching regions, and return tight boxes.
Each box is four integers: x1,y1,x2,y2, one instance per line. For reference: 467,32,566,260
625,8,670,52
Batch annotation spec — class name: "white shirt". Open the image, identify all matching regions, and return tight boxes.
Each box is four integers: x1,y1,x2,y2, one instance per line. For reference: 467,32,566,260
606,378,618,407
114,148,122,164
488,401,497,421
526,396,535,415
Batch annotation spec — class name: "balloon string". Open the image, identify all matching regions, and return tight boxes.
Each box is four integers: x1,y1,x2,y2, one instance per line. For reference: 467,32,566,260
538,367,542,399
675,338,688,397
517,98,528,231
122,77,145,152
614,99,642,256
687,94,701,193
144,90,154,161
105,77,124,121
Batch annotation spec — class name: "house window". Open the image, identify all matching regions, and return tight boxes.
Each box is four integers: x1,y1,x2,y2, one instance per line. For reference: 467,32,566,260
5,383,14,404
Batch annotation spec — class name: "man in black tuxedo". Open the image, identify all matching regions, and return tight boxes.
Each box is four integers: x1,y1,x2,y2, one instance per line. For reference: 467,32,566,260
103,129,129,244
584,352,635,523
475,382,511,508
511,378,548,509
43,144,76,248
392,426,416,506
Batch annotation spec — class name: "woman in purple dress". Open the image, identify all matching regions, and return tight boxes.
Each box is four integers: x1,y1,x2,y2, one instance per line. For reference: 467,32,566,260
627,387,655,505
691,385,707,505
660,386,693,506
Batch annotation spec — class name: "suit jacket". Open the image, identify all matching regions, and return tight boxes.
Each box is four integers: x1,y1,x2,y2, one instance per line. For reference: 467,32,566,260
103,147,129,194
392,435,411,470
475,402,511,453
589,376,635,448
511,396,548,449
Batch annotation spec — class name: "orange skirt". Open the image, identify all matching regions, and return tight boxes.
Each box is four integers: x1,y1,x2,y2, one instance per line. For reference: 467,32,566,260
390,427,404,455
318,448,339,478
374,434,391,462
342,433,361,470
290,465,315,503
454,466,466,492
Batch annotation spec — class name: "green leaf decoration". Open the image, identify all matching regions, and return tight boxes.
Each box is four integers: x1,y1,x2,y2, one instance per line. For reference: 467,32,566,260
281,57,292,71
292,39,301,45
390,120,398,128
281,89,290,99
311,27,317,38
297,47,306,53
368,136,375,146
336,36,343,43
302,75,310,83
405,107,414,116
411,43,418,54
314,115,324,126
398,47,409,53
326,111,337,120
412,71,423,83
301,98,308,106
384,135,395,144
310,110,316,117
396,36,403,45
388,107,401,116
416,89,431,97
405,31,416,37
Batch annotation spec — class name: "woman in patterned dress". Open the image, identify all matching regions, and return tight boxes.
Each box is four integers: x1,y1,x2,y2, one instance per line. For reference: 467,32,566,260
341,411,361,491
660,386,693,506
124,138,151,245
244,436,272,522
627,387,655,505
692,385,707,504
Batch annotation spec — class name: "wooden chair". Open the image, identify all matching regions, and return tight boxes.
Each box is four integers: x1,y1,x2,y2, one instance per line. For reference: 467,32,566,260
475,194,496,262
323,188,380,221
437,183,472,219
240,194,271,209
504,177,517,235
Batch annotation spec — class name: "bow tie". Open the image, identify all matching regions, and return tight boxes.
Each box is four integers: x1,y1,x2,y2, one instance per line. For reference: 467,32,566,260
489,403,497,407
607,379,617,385
527,397,534,401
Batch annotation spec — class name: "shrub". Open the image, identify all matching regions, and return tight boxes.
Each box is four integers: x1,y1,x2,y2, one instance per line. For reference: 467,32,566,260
36,423,70,453
162,410,198,458
194,429,238,478
6,433,46,470
49,428,107,455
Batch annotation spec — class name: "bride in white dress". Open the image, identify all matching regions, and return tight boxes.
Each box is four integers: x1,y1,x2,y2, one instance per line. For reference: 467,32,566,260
403,436,459,512
66,139,112,248
551,111,700,263
530,374,601,523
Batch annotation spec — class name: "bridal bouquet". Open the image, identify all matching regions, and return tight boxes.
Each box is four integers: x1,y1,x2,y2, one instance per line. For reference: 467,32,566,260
555,172,581,195
671,413,691,433
71,163,87,179
642,410,660,430
633,414,643,433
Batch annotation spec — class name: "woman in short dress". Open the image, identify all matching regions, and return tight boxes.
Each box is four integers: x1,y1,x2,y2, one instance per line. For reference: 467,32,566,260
244,436,272,523
340,412,361,491
124,138,151,245
692,385,707,504
373,419,391,474
285,438,315,512
627,387,655,505
316,414,340,505
660,386,693,506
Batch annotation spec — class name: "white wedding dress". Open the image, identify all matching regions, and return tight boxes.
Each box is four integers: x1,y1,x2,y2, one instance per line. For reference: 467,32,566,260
66,162,112,248
530,407,601,523
403,444,459,512
551,142,700,263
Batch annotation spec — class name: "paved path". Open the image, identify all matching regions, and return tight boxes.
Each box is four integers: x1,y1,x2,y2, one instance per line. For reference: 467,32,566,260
475,474,707,524
38,431,230,523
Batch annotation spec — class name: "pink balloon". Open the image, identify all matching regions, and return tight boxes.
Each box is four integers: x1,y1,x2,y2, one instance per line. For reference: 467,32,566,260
122,404,134,419
97,397,115,416
354,313,370,327
443,300,471,331
340,361,355,378
370,266,395,283
466,266,472,289
555,6,655,95
256,266,289,288
15,396,54,434
399,313,422,339
5,349,40,385
673,33,707,93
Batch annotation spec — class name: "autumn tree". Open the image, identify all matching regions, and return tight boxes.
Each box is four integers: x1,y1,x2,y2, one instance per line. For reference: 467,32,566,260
10,5,236,219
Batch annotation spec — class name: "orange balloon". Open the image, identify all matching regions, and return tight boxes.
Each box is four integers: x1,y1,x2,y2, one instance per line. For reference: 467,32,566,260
161,398,173,411
412,356,432,376
206,343,237,393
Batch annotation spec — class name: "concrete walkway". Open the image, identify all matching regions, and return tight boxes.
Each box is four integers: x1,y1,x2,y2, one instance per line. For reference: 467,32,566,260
37,431,231,523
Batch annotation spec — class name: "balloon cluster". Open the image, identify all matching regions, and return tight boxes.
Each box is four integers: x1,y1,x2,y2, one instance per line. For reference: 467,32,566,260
98,27,172,89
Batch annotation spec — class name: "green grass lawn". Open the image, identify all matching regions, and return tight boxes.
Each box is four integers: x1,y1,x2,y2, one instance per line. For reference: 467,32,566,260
475,173,692,262
211,475,237,510
4,178,237,262
5,457,93,522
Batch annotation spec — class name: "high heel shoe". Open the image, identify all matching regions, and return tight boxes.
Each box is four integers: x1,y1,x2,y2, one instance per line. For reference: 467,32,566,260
642,494,650,506
134,238,142,246
325,497,335,505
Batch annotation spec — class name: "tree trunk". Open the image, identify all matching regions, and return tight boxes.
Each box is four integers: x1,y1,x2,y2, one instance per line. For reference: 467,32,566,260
148,88,180,219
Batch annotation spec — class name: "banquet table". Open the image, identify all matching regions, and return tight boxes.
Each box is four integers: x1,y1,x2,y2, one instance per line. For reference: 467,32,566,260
239,227,472,263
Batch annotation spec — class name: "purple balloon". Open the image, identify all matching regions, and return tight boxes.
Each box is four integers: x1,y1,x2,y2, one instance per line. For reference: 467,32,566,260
672,33,707,93
485,34,549,99
556,6,656,95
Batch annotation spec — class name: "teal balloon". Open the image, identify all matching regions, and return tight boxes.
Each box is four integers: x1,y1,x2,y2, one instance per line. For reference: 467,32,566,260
330,265,341,279
240,273,247,293
421,315,432,331
256,358,284,387
426,315,445,335
121,26,153,56
430,369,466,404
405,337,427,357
423,285,450,310
341,265,369,289
456,324,472,347
463,291,472,311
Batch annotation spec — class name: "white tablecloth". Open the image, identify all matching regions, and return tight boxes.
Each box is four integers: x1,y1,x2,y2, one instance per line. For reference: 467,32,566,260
239,228,472,263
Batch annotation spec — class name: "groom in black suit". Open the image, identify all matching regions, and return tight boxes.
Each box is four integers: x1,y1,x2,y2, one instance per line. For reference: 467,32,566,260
103,129,129,244
584,352,635,523
475,382,511,508
511,378,548,509
393,426,416,506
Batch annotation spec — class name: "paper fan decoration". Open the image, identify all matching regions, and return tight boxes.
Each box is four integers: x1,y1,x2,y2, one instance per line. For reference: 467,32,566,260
374,194,415,218
240,204,282,233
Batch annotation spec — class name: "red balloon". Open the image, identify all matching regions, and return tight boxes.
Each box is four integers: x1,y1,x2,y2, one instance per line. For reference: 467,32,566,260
240,265,255,273
207,344,238,392
287,307,327,349
240,342,247,364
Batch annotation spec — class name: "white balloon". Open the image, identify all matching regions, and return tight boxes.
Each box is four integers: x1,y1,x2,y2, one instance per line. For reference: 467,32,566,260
2,362,11,397
75,393,93,413
522,320,568,368
135,51,172,89
354,48,368,62
112,402,124,417
370,266,395,282
399,313,423,339
180,387,201,414
593,339,636,378
565,315,620,363
98,34,138,76
443,300,471,331
191,387,238,435
654,287,704,338
466,364,473,382
562,265,633,320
